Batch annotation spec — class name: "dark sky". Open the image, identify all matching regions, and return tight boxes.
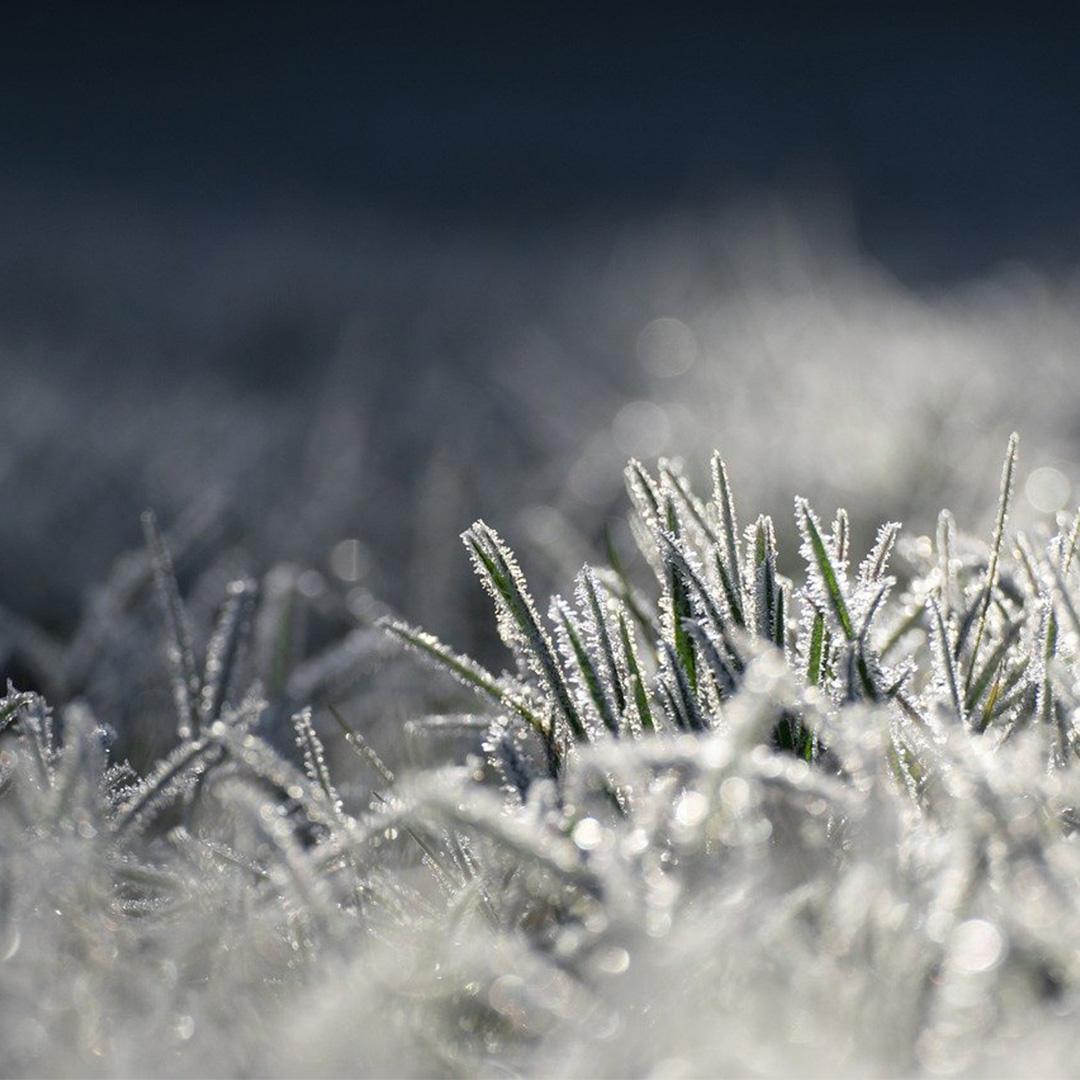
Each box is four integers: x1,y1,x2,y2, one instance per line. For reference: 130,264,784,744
3,4,1080,278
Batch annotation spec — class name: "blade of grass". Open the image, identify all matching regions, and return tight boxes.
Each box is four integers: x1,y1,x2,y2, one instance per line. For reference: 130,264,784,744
963,433,1019,697
796,498,855,641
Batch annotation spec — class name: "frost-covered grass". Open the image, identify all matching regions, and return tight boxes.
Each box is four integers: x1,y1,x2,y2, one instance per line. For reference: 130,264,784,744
8,434,1080,1076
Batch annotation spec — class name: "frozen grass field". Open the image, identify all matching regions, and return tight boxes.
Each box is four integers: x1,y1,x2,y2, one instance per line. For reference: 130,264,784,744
5,16,1080,1072
6,386,1080,1074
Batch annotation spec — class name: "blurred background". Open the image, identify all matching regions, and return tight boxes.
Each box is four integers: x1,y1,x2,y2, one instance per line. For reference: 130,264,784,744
3,5,1080,737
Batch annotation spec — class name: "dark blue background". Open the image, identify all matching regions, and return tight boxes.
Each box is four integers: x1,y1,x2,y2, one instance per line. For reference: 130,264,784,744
4,4,1079,280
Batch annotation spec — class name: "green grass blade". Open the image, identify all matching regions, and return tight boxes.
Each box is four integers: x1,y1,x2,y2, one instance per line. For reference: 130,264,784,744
796,498,855,641
964,618,1022,714
464,523,588,743
806,611,826,686
710,452,744,600
579,567,626,714
551,598,619,736
617,613,656,733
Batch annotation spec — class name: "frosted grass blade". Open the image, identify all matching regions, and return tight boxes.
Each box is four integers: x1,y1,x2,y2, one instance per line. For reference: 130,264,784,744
380,617,547,738
710,452,744,600
796,498,854,641
964,433,1019,696
463,522,588,743
142,510,201,740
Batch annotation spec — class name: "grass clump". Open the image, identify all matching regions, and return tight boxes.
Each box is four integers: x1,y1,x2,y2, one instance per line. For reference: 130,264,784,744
9,433,1080,1076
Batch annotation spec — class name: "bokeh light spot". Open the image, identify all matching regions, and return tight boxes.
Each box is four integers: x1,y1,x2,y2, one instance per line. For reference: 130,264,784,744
1025,466,1070,513
636,317,699,378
